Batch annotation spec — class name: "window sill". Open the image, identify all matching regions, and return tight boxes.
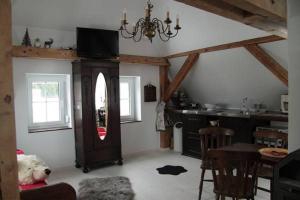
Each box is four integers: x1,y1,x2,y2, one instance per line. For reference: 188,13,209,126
121,120,142,124
28,127,72,133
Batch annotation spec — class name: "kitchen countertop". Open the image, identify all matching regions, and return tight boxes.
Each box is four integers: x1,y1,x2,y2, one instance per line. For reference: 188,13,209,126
168,108,288,122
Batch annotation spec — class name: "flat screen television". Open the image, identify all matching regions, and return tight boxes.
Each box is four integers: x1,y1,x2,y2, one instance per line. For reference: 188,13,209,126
76,27,119,58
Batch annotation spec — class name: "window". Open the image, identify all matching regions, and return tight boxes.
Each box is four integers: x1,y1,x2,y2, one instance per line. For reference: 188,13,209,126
27,74,71,132
120,76,141,122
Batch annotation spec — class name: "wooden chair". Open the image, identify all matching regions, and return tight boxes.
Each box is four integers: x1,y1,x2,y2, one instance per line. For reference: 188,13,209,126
20,183,76,200
208,149,261,200
198,127,234,200
253,130,288,194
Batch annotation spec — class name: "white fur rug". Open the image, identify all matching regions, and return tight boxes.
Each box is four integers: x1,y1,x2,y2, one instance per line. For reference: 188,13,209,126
78,176,135,200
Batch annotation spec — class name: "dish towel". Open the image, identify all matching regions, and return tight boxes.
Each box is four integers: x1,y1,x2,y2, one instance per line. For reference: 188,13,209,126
156,101,166,131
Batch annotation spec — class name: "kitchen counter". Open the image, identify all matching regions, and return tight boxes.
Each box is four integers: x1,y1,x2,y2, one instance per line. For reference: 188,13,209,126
167,108,287,159
169,109,288,122
168,108,271,159
252,111,288,122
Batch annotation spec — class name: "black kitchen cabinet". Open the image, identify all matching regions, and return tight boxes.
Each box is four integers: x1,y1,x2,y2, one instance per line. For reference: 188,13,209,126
182,114,207,158
181,113,270,159
218,117,269,144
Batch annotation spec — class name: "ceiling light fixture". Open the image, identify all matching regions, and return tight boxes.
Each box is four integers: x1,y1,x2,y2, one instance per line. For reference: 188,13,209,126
119,0,181,42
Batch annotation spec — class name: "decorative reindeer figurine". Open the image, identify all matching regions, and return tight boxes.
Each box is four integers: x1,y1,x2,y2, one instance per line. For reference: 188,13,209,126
44,38,54,48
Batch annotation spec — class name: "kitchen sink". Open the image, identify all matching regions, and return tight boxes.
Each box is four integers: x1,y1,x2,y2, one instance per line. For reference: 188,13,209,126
180,109,251,118
217,110,251,118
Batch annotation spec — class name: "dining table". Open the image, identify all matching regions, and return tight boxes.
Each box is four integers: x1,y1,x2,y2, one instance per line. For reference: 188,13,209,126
218,143,286,164
217,142,288,200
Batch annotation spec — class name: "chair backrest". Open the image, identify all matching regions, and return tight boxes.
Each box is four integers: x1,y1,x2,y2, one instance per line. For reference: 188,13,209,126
199,127,234,160
254,130,288,148
208,149,261,198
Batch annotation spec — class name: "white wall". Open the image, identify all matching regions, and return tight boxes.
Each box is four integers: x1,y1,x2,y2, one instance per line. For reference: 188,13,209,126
120,64,160,155
12,0,167,56
12,25,161,168
12,0,166,168
288,0,300,152
165,0,288,110
13,58,160,168
13,58,75,169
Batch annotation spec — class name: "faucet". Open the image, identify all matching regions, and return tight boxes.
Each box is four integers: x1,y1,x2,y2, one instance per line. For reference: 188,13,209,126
241,97,249,115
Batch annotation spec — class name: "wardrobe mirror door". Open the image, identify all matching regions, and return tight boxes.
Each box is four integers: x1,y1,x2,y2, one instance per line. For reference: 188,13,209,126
95,73,108,140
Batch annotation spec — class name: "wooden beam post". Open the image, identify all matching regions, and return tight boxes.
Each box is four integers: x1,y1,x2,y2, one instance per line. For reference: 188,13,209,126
245,44,288,86
0,0,20,199
159,60,171,148
159,63,170,99
164,53,199,102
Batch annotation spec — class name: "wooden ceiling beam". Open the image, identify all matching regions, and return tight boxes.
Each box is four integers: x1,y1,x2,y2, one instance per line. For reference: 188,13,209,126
12,46,170,66
163,53,199,102
12,46,78,60
0,0,20,199
176,0,246,22
245,44,288,86
223,0,286,21
174,0,287,38
119,54,169,66
166,35,284,59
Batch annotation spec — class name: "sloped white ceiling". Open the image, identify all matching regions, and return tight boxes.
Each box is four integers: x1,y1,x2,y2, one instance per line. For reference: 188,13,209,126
12,0,152,31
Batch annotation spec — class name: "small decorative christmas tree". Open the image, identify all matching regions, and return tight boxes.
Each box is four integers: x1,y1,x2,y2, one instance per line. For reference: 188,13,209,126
22,28,32,46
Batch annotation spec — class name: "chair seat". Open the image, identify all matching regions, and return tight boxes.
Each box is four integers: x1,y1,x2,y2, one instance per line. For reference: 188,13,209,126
214,176,255,198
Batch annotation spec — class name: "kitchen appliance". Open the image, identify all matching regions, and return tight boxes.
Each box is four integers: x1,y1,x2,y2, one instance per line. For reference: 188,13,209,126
173,122,183,153
281,95,288,113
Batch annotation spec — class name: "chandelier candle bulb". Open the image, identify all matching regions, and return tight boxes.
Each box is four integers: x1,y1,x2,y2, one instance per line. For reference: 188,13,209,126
123,9,127,20
167,11,170,18
176,15,179,25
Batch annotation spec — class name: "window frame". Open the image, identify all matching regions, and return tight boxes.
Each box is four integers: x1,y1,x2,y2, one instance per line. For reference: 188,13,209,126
27,74,71,132
120,76,136,122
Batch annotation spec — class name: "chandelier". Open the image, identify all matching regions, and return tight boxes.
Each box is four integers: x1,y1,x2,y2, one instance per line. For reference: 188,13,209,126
119,0,181,42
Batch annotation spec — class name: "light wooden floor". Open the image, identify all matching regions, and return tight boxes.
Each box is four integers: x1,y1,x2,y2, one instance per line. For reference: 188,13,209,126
49,150,270,200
